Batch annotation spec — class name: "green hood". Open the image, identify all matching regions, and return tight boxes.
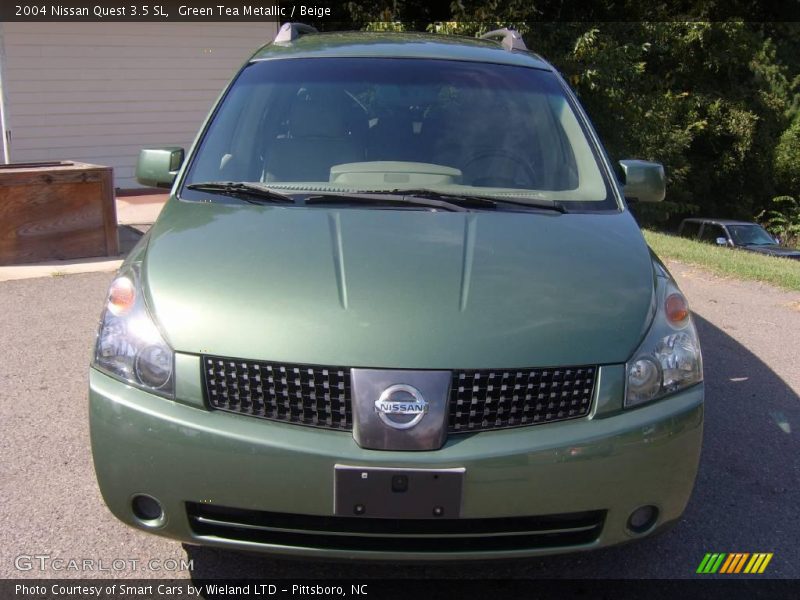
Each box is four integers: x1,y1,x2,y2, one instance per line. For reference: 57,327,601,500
143,199,655,369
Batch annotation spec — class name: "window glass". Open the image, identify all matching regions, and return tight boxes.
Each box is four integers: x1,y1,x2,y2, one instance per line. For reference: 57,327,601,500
182,58,616,210
727,224,776,246
680,222,702,238
700,224,726,243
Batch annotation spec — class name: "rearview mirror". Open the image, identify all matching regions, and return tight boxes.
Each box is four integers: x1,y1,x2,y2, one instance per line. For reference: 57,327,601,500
136,147,184,188
619,159,665,203
715,237,728,246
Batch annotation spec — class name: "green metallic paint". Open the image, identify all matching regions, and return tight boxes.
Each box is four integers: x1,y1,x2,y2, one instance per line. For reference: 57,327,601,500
142,198,654,369
251,32,552,71
619,160,666,203
174,353,203,408
592,364,626,417
90,368,703,559
135,147,184,188
91,32,703,559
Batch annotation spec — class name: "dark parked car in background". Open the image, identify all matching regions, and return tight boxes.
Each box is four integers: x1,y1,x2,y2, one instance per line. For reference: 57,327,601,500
678,218,800,260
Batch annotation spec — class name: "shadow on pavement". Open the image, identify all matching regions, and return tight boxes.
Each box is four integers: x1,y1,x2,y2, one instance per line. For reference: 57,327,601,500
118,225,149,256
184,314,800,579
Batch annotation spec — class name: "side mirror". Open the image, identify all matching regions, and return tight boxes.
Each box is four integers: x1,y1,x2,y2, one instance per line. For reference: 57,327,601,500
136,147,184,188
619,159,665,203
715,237,728,246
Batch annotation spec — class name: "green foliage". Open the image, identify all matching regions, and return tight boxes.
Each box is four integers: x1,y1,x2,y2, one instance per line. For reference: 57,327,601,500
364,22,407,32
757,23,800,118
426,22,480,36
528,21,788,225
341,1,444,32
346,3,800,228
644,229,800,291
757,196,800,248
774,115,800,194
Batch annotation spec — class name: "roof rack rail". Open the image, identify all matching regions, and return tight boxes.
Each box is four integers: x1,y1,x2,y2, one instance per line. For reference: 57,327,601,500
274,22,318,43
480,28,527,51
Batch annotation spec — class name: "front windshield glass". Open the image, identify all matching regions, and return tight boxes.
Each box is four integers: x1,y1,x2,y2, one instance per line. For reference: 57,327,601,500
182,57,616,210
728,224,776,246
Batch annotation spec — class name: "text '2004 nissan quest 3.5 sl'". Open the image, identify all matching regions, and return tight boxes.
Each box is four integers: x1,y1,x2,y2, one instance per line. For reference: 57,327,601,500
90,24,704,560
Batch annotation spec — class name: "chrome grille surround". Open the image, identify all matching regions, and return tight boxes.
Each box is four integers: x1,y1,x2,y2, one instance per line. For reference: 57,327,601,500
202,357,596,433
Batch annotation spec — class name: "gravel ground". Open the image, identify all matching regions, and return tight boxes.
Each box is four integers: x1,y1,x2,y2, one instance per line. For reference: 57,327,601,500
0,259,798,580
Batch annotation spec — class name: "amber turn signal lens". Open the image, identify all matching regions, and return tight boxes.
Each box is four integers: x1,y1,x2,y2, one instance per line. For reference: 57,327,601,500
108,276,136,316
665,293,689,324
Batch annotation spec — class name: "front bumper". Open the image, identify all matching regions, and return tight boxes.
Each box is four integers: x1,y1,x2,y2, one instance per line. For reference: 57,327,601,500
89,365,703,560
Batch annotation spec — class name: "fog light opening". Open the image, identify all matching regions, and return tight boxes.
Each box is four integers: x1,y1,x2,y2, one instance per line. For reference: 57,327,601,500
627,505,659,534
131,494,165,527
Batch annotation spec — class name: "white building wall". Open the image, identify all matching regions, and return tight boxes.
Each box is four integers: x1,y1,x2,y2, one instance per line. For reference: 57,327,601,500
0,21,277,188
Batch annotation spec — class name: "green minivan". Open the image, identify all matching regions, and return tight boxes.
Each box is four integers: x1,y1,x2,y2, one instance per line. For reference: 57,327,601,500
90,24,703,560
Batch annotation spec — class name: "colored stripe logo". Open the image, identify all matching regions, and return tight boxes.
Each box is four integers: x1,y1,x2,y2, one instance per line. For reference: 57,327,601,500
696,553,773,574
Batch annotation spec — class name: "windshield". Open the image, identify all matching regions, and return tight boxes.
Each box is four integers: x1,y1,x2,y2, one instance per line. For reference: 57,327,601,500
728,224,776,246
182,57,616,210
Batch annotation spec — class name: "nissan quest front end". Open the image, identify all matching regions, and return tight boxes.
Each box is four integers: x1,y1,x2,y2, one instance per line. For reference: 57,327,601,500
89,25,704,560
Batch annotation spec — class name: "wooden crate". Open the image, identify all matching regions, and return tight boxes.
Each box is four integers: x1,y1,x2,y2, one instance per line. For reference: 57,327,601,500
0,161,118,265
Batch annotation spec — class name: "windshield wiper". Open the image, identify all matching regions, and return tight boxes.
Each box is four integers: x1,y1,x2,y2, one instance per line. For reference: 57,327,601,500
385,189,567,214
304,192,472,212
185,183,566,214
186,182,295,204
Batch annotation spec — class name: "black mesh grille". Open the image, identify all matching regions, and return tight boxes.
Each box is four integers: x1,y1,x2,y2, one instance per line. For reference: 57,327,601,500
202,357,595,433
203,357,351,430
187,502,606,553
448,366,596,432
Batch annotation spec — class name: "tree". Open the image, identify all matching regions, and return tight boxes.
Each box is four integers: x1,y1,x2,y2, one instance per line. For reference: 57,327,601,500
337,2,799,227
775,114,800,195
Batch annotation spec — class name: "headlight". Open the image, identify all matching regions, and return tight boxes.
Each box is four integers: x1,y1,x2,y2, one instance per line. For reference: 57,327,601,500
625,273,703,407
93,264,174,397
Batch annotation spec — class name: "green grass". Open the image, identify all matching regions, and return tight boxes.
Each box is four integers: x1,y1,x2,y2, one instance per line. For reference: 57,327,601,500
643,229,800,292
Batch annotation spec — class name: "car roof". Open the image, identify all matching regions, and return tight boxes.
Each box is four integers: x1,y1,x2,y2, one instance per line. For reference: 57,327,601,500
250,30,553,71
681,218,761,226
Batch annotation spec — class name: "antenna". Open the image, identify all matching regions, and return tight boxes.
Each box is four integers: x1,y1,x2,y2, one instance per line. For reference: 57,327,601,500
480,28,527,51
274,22,318,43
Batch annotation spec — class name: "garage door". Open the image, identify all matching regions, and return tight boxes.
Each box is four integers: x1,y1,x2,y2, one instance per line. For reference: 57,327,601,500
0,21,278,188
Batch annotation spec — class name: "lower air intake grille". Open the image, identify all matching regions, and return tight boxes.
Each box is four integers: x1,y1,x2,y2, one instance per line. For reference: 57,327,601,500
187,503,606,553
202,356,596,433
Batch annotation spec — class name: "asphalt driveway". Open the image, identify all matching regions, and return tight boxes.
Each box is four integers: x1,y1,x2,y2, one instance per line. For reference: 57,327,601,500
1,260,798,579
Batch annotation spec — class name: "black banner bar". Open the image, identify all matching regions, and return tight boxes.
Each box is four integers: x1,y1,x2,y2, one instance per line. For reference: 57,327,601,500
2,0,799,23
3,579,800,600
3,1,315,22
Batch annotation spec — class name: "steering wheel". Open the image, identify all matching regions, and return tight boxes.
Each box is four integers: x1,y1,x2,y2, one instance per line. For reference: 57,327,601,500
462,150,537,188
